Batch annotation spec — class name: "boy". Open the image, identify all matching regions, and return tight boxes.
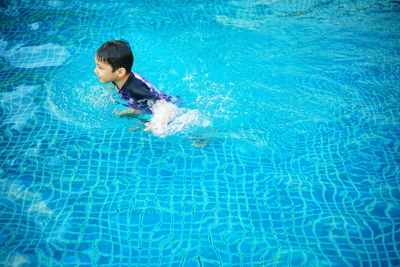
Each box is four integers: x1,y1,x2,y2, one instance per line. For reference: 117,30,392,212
94,40,177,134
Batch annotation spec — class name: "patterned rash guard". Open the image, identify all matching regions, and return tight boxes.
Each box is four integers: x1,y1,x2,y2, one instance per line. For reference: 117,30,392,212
113,72,172,113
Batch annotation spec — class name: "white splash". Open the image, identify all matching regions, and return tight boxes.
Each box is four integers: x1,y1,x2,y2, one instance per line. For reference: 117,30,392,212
82,84,113,108
46,81,118,128
0,39,70,68
148,100,211,137
147,100,179,136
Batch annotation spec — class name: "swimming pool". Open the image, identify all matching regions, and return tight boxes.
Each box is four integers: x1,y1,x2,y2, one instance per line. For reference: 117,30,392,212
1,0,399,266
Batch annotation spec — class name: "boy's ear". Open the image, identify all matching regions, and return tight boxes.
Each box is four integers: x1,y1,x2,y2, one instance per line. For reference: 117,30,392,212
116,67,128,77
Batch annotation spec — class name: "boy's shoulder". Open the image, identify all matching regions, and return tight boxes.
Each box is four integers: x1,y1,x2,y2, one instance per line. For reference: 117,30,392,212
120,72,158,100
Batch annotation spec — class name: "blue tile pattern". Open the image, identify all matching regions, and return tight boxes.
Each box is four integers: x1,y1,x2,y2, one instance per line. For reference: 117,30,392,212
0,0,399,266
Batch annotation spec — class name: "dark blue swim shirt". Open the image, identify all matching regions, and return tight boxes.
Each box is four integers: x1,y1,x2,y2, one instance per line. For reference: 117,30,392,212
113,72,169,113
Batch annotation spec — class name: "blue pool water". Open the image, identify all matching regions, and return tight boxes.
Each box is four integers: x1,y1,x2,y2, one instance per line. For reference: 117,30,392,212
1,0,399,266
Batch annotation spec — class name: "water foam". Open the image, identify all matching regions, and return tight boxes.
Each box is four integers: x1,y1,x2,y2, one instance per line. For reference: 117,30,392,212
148,100,211,137
46,80,122,128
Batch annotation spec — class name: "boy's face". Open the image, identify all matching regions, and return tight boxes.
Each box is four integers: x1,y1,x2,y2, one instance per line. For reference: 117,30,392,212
94,56,119,83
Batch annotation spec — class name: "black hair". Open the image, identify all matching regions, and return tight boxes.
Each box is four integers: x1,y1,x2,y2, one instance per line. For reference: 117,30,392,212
96,40,134,72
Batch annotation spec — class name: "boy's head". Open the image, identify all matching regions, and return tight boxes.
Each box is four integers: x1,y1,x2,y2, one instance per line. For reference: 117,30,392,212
94,40,133,83
96,40,133,72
